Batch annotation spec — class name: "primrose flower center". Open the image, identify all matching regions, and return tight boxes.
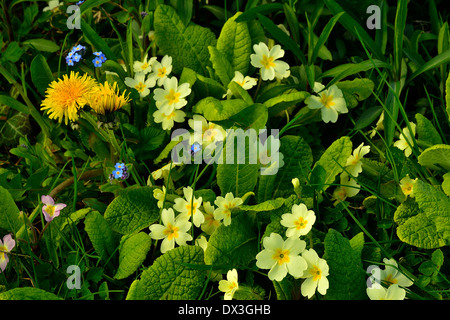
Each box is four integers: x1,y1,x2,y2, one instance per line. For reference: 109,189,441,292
261,55,275,69
320,93,335,109
228,281,238,291
273,248,290,265
294,217,308,230
310,265,322,281
385,274,398,286
402,184,413,194
141,62,149,70
350,155,360,165
134,82,146,93
163,223,179,240
185,202,198,216
165,89,181,105
158,67,167,78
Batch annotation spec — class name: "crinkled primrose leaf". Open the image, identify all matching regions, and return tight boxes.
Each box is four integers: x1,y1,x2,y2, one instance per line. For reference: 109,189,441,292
132,245,205,300
104,187,161,234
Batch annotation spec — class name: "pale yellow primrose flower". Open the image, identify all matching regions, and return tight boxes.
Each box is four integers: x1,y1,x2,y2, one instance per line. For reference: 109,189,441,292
300,249,329,298
153,186,166,209
218,269,239,300
393,123,416,157
280,203,316,238
250,42,290,81
173,186,204,228
379,258,414,288
153,76,191,115
256,232,307,282
214,192,243,226
124,72,155,98
369,111,384,138
149,208,192,253
43,0,62,12
331,173,360,205
151,162,178,181
148,55,173,86
366,283,406,300
133,55,157,74
223,71,258,98
305,82,348,123
345,142,371,177
188,114,226,149
201,201,221,235
399,175,417,198
153,107,186,130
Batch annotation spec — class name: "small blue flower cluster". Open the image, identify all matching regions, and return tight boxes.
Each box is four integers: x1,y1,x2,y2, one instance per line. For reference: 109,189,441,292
93,51,107,68
65,46,107,68
109,163,130,181
76,0,85,5
66,44,86,66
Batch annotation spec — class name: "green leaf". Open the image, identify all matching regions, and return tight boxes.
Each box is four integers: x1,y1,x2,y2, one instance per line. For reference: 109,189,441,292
256,14,307,66
1,42,24,63
0,95,30,114
442,172,450,197
235,3,284,22
323,229,367,300
216,12,252,76
446,72,450,121
193,74,226,99
30,54,54,95
408,49,450,83
393,0,408,79
193,96,249,121
0,186,23,234
263,90,310,116
0,110,31,146
115,232,152,280
229,103,268,130
335,78,374,109
134,245,205,300
0,287,61,300
417,144,450,171
208,46,234,87
205,214,258,267
396,180,450,249
415,113,443,146
394,198,420,226
311,12,344,64
22,39,59,52
354,106,383,131
81,20,117,61
259,135,313,202
80,0,111,14
318,59,391,83
53,208,91,246
154,4,216,76
239,198,285,212
85,211,118,261
104,187,161,234
309,136,352,192
227,81,254,105
216,133,260,197
323,0,384,61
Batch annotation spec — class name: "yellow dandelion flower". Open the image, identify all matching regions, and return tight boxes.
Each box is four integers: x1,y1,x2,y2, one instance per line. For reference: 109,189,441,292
87,81,131,115
40,71,97,125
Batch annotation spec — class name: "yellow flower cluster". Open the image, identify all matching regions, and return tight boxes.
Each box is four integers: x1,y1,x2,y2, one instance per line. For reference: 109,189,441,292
40,71,130,125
